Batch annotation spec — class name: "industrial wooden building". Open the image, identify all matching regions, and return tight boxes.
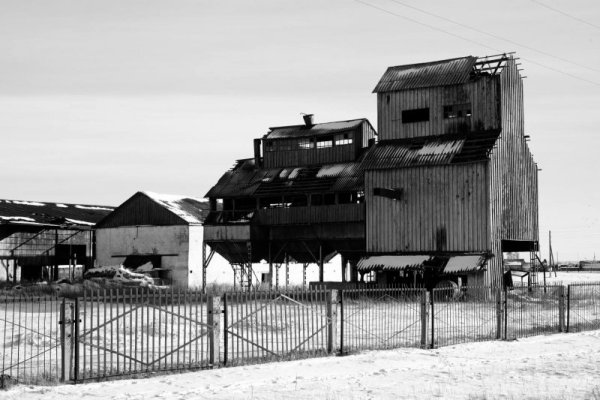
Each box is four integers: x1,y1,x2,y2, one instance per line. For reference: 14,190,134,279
0,199,113,282
203,53,539,289
95,191,210,287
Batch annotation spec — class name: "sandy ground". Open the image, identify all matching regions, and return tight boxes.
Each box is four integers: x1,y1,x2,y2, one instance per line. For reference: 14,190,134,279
4,329,600,400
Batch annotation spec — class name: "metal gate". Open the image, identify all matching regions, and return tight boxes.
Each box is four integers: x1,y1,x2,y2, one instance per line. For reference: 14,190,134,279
76,288,214,381
223,289,333,366
0,294,63,386
340,288,425,352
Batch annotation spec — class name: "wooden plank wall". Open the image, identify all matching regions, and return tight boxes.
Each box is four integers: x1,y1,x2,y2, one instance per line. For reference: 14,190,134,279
365,163,489,253
486,59,539,287
377,79,500,141
263,124,375,168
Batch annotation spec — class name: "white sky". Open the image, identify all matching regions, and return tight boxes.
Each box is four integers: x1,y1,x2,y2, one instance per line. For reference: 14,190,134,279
1,0,599,260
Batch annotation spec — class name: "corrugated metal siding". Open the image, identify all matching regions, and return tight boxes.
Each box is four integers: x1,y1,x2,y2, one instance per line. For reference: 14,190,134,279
373,57,476,93
486,59,539,288
263,143,357,168
377,78,500,141
365,163,489,253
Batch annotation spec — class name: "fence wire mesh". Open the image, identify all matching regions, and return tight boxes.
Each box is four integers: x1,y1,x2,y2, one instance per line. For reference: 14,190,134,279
567,283,600,332
223,288,330,366
341,288,424,352
0,294,62,386
504,285,562,339
431,286,500,347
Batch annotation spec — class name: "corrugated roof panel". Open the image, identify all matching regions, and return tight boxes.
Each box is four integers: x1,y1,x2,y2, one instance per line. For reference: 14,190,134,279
444,255,486,273
373,56,477,93
142,192,209,225
0,199,113,227
357,255,431,271
266,119,366,139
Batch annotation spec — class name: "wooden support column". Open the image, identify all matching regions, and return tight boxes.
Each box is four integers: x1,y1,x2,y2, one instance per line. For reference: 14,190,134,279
268,241,273,289
349,259,358,283
246,241,253,291
319,244,324,282
53,229,59,281
341,255,347,283
285,255,289,289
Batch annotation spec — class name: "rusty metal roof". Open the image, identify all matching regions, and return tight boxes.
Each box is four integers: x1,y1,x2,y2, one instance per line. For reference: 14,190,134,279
0,199,114,228
205,159,365,198
361,130,500,170
265,119,367,139
373,56,477,93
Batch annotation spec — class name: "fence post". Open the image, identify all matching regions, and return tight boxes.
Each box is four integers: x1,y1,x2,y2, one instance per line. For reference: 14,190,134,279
326,290,338,354
339,290,344,355
420,290,429,349
207,295,222,368
566,285,571,333
558,285,565,332
60,299,75,382
429,290,435,349
496,289,502,339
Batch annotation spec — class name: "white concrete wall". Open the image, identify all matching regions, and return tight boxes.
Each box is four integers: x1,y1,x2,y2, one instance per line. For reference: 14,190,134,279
96,226,191,287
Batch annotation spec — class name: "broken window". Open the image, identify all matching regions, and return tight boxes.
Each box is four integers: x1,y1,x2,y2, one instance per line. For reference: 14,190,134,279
278,140,292,151
443,103,472,119
298,138,314,149
265,140,275,152
334,133,353,146
402,108,429,123
316,136,333,148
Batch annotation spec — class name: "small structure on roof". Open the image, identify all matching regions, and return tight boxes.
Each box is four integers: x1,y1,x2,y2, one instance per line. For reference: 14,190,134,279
0,199,113,282
94,191,210,287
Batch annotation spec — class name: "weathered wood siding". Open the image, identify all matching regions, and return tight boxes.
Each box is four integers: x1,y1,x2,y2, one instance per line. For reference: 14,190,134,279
256,204,365,225
365,163,489,253
377,79,500,140
486,59,539,287
203,225,251,241
263,123,376,168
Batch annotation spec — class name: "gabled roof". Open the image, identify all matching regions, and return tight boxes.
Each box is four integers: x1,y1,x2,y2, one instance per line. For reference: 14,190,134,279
0,199,114,228
360,130,500,170
373,54,512,93
265,119,367,140
96,191,210,228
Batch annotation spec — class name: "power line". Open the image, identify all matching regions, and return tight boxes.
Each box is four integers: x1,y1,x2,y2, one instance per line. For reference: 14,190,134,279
353,0,600,87
383,0,600,73
530,0,600,31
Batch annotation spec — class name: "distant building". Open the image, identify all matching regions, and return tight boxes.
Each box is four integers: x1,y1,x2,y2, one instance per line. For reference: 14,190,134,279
203,53,539,289
0,199,113,282
95,191,209,287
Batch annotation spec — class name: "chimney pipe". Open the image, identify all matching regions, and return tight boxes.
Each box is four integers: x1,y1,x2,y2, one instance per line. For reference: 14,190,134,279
253,138,262,167
302,114,314,128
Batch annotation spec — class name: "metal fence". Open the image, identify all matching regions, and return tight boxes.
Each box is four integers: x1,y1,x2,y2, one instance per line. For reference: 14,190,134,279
3,282,600,387
340,288,425,352
566,283,600,332
0,294,62,387
223,288,332,366
504,285,563,339
431,287,501,347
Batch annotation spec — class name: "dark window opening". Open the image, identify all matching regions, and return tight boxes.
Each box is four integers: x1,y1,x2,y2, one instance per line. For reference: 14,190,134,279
373,187,404,201
286,195,308,207
278,140,293,151
402,108,429,124
260,196,285,209
386,95,390,104
223,198,234,211
265,140,274,152
324,193,336,205
311,194,323,206
338,192,353,204
235,197,256,211
443,103,472,119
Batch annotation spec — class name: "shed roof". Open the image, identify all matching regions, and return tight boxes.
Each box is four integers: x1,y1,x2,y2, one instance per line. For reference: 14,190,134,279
373,54,512,93
0,199,114,228
361,130,500,170
265,119,367,140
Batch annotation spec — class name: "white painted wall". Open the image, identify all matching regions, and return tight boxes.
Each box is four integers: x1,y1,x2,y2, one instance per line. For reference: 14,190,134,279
96,225,190,287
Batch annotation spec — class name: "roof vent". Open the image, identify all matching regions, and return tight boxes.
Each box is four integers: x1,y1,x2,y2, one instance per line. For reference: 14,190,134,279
302,113,314,128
